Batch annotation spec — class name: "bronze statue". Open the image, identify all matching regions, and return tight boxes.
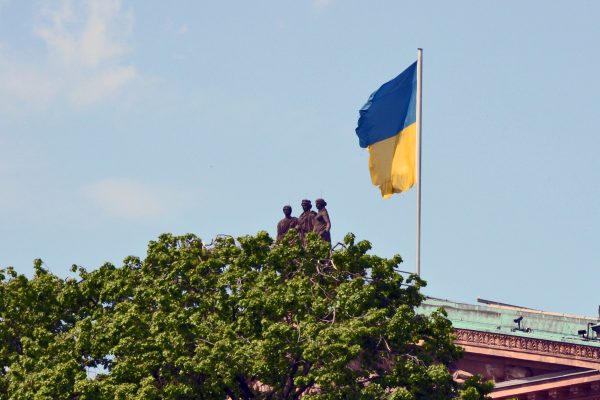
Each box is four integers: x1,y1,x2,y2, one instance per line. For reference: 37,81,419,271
296,199,316,240
276,205,298,241
314,198,331,243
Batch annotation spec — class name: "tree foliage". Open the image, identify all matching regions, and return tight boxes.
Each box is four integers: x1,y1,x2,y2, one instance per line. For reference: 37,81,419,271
0,231,493,399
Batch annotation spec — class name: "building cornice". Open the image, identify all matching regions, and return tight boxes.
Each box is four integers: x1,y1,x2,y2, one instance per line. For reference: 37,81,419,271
454,328,600,365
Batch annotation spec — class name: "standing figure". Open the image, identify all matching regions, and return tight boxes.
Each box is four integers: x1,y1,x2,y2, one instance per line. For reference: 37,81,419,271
276,205,298,241
314,198,331,243
297,199,316,240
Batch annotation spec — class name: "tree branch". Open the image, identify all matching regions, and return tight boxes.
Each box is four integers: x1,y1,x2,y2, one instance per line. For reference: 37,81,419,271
292,381,314,399
235,375,256,399
282,362,300,399
224,387,238,400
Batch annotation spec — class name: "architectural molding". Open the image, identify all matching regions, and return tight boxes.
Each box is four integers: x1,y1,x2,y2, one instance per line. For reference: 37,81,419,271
454,329,600,364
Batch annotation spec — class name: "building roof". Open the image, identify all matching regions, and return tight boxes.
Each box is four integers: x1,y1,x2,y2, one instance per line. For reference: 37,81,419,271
418,297,600,347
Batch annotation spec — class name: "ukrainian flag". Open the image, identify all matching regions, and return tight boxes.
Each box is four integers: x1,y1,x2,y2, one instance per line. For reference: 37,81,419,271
355,61,417,198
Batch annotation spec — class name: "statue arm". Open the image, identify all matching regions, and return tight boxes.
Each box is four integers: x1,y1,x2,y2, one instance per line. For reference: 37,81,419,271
323,210,331,231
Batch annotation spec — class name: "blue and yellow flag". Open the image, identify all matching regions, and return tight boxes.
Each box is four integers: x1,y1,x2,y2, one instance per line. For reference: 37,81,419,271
355,62,417,198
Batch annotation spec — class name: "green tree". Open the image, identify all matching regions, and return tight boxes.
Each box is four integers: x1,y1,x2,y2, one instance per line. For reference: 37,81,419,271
0,231,493,399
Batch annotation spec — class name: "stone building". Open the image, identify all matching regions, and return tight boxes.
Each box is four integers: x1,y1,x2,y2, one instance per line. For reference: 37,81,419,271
419,298,600,400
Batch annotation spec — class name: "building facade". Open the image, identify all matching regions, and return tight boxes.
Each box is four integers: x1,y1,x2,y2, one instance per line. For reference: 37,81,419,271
419,298,600,400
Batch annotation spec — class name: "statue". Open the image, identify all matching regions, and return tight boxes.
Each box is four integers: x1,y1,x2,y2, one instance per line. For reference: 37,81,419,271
313,198,331,243
296,199,316,240
276,205,298,241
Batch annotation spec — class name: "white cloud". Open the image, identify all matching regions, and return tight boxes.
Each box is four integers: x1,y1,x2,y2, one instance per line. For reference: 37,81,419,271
312,0,335,12
0,56,58,111
81,178,200,219
0,0,136,111
176,24,189,35
81,0,131,66
163,20,190,35
275,17,288,31
69,65,136,106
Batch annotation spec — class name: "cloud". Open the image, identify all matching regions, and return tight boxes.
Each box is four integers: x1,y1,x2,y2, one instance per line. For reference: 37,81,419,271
35,0,132,67
0,0,137,111
176,24,189,35
81,178,200,219
163,20,189,35
0,56,59,111
68,65,136,106
312,0,335,12
275,17,288,31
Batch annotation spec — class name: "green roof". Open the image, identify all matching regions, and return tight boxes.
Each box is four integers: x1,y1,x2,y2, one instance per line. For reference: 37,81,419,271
418,297,600,347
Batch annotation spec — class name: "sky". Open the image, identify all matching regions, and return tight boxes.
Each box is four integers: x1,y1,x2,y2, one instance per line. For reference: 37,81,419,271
1,0,599,317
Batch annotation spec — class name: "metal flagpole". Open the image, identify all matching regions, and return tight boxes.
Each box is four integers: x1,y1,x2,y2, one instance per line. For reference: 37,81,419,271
415,48,423,276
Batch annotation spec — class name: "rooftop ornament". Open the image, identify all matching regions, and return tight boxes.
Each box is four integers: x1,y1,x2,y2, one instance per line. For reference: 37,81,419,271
577,322,599,340
591,323,600,337
512,316,532,333
276,199,331,244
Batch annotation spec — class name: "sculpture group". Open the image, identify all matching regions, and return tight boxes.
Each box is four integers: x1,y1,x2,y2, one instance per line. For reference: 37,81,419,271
276,199,331,243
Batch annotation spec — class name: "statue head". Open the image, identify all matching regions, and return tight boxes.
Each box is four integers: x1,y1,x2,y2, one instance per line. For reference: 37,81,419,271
282,205,292,217
315,198,327,210
301,199,312,212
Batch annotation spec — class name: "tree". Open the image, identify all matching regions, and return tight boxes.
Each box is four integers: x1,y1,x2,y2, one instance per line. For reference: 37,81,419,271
0,231,493,399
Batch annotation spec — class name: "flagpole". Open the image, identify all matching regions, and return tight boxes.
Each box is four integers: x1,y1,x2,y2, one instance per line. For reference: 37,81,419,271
415,48,423,276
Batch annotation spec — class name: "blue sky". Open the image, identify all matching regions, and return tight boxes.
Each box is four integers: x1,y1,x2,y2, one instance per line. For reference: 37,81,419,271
1,1,599,317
